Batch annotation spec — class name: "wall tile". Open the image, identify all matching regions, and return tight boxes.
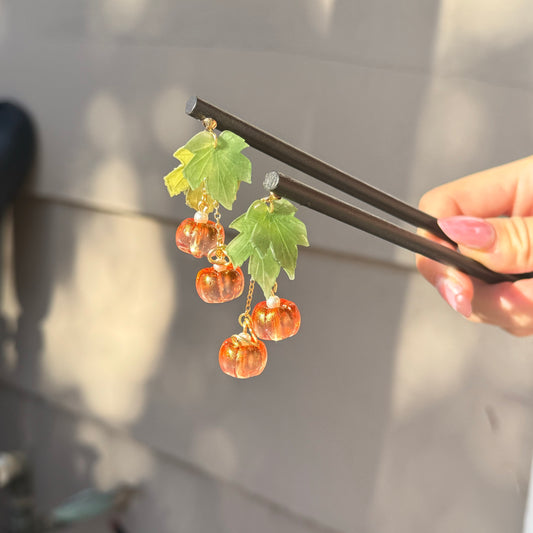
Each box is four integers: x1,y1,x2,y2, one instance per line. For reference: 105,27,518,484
2,39,532,268
2,1,442,72
6,1,533,91
1,200,532,532
0,39,427,265
1,2,533,531
0,386,337,533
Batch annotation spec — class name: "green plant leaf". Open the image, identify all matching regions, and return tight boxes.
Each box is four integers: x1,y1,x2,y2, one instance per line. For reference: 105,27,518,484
248,250,281,298
183,130,251,209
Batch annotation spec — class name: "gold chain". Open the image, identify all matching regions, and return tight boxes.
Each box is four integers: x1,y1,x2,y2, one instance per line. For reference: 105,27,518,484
244,279,255,316
238,279,255,333
213,201,221,225
213,201,224,245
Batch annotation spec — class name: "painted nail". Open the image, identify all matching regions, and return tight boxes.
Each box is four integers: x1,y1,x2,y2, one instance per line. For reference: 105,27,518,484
438,216,496,249
436,277,472,317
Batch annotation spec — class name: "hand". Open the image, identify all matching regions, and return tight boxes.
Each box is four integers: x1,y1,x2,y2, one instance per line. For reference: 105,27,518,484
416,155,533,336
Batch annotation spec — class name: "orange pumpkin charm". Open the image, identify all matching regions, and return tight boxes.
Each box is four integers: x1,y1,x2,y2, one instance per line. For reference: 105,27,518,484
219,332,268,378
251,296,301,341
175,212,223,258
196,263,244,303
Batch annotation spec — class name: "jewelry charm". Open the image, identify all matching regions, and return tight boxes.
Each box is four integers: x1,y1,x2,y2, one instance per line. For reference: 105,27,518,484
163,114,308,378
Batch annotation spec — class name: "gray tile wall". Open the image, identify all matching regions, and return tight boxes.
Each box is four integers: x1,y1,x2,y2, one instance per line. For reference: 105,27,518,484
1,2,532,532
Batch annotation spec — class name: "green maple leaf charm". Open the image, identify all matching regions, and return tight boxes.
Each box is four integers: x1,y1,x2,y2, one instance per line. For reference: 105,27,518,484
248,252,281,297
163,130,251,210
226,197,309,297
163,147,194,197
182,130,252,209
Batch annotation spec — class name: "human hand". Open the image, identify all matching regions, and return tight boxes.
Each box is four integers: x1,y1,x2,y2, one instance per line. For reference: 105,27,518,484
416,155,533,336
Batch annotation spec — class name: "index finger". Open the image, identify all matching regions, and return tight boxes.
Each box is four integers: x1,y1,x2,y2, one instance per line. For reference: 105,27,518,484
419,155,533,219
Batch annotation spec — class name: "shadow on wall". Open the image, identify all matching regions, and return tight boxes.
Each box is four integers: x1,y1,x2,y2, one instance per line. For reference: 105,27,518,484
2,1,533,531
371,366,533,533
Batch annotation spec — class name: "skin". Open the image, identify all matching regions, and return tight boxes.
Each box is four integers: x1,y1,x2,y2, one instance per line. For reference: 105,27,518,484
417,155,533,336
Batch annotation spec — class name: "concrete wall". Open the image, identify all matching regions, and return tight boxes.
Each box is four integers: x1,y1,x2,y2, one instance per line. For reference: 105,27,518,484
0,1,532,532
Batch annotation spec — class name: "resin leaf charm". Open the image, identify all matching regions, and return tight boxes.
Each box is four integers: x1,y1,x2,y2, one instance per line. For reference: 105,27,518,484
163,106,309,378
164,123,251,210
226,196,309,297
163,147,194,197
182,130,251,209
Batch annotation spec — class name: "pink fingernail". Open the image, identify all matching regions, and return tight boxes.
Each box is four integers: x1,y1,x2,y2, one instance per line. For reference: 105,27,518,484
438,216,495,249
436,278,472,317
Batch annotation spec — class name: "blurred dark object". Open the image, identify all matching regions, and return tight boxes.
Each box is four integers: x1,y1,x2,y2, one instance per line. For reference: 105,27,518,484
0,102,37,215
110,517,130,533
0,452,27,489
0,451,136,532
0,452,36,533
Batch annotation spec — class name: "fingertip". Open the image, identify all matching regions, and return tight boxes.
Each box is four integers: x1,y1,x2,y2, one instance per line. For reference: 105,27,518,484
416,256,474,316
416,254,436,284
436,278,472,317
437,216,496,250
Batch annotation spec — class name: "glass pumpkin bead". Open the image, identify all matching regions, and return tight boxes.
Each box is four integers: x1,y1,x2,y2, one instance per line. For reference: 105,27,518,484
251,298,301,341
196,264,244,303
175,217,222,258
219,332,268,378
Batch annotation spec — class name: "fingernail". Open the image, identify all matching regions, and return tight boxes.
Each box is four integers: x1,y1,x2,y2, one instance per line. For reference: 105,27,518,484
436,277,472,317
438,216,495,249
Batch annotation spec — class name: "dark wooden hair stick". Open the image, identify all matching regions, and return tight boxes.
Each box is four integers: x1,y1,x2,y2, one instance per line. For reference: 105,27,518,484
185,96,533,283
264,171,533,284
185,96,453,243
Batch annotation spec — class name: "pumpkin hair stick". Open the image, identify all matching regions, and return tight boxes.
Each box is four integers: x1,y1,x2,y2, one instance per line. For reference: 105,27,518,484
164,110,308,379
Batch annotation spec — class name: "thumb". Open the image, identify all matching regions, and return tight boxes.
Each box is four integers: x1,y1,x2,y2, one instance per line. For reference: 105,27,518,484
438,215,533,274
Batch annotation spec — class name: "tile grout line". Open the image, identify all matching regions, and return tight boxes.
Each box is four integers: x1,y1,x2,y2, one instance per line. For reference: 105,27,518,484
19,191,417,275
